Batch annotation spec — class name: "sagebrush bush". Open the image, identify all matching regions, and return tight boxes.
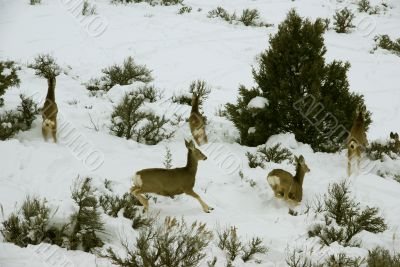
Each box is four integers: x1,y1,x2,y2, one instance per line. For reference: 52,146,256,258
217,226,268,263
285,248,364,267
0,94,39,140
333,8,355,33
358,0,371,12
82,0,97,15
0,60,20,106
239,9,260,26
208,7,270,27
29,54,61,79
226,10,370,152
86,57,152,92
163,146,173,169
246,144,293,168
69,177,104,252
0,196,50,247
374,35,400,56
366,140,400,161
30,0,41,5
308,181,387,247
367,247,400,267
99,186,152,229
111,0,183,6
110,90,174,144
103,217,213,267
178,5,192,14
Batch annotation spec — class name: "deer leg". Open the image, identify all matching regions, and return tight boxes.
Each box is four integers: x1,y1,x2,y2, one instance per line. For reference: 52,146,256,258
51,127,57,143
130,187,149,212
185,189,213,213
42,126,48,141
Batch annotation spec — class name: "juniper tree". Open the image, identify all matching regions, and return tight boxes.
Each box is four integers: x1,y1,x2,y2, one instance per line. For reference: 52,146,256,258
0,60,20,107
226,9,370,152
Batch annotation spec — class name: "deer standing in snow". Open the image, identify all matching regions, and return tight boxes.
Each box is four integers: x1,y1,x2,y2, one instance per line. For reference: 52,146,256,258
42,76,58,143
130,139,213,213
267,155,310,204
347,110,368,176
189,93,208,146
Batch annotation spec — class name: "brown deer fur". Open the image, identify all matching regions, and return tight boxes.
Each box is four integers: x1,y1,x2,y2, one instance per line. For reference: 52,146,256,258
267,155,310,204
42,76,58,143
189,93,208,146
130,140,213,213
347,110,368,176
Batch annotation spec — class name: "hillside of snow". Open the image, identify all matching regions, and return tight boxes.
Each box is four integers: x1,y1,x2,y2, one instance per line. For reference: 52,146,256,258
1,0,400,266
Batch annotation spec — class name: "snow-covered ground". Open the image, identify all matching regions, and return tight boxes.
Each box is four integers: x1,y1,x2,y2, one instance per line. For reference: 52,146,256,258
1,0,400,266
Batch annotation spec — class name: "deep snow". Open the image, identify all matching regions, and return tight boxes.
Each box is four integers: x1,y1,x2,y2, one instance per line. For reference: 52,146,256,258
1,0,400,266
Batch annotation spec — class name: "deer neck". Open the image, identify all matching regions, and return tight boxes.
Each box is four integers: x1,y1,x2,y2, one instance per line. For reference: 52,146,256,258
294,165,306,186
46,77,56,102
185,150,198,174
191,98,199,113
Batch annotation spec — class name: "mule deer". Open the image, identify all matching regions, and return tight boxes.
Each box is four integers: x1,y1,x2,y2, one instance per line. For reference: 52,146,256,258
390,132,400,153
267,155,310,204
189,93,208,146
347,110,368,176
130,139,213,213
42,76,58,143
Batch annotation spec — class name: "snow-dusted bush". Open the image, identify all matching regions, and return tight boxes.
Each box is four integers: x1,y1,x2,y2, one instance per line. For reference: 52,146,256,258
226,10,370,152
367,247,400,266
0,94,39,140
246,143,293,168
308,181,387,247
69,177,104,252
99,183,153,230
285,249,364,267
172,80,210,107
86,57,153,92
333,8,355,33
82,0,97,16
374,35,400,56
30,0,41,5
358,0,371,12
366,140,400,161
208,7,271,27
0,196,50,247
163,146,172,169
111,0,183,6
28,54,61,79
0,60,20,106
217,226,268,263
103,217,213,267
178,5,192,14
110,90,174,144
207,7,234,23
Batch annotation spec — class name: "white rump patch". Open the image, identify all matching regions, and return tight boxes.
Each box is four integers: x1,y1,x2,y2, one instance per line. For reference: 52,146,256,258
133,173,142,187
267,175,280,187
43,119,55,128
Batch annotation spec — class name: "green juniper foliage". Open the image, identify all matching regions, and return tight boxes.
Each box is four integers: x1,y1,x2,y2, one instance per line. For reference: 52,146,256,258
0,94,39,140
333,8,355,33
69,177,104,252
86,56,153,92
358,0,371,12
226,10,370,152
0,60,20,107
308,181,387,247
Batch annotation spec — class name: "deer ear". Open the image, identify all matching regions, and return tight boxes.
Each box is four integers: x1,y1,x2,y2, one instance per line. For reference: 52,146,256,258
294,156,299,162
185,139,190,148
390,132,394,138
299,155,305,163
189,140,195,148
